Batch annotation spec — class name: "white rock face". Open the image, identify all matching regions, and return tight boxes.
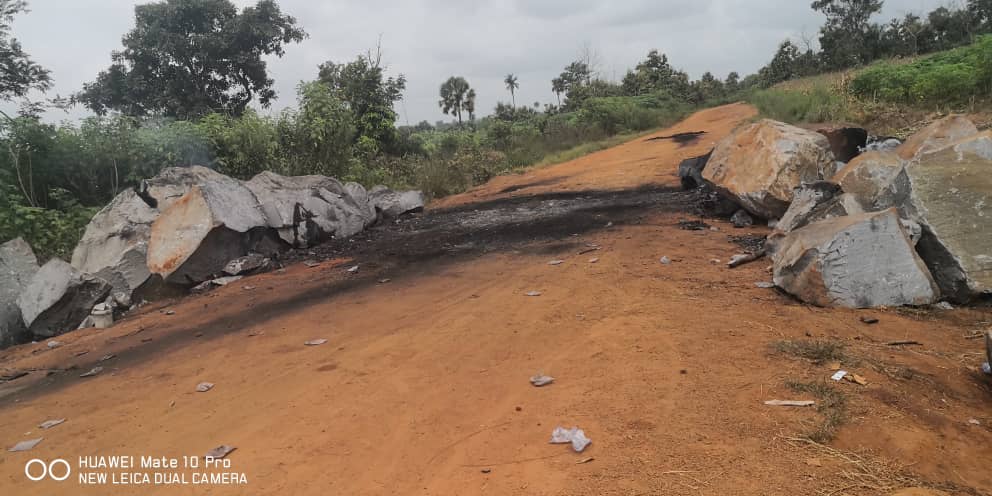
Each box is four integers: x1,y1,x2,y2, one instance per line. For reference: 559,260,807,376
71,189,158,296
770,209,938,308
702,119,837,218
1,238,39,347
368,186,426,218
17,259,112,338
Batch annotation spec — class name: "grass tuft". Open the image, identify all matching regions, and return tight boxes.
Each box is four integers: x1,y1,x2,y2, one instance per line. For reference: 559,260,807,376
772,339,847,364
786,380,849,443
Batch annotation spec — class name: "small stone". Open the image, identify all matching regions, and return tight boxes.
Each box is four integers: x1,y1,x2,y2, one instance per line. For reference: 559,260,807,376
196,382,214,392
935,302,954,311
755,282,775,289
164,310,175,315
659,256,671,265
378,278,391,284
525,291,542,297
968,418,981,426
305,339,328,346
79,366,103,378
481,468,491,474
39,418,65,429
515,406,522,412
347,265,359,273
588,257,599,264
47,341,62,349
860,316,879,325
548,260,564,266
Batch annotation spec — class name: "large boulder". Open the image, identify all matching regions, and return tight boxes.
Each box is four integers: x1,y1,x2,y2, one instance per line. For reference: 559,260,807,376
245,172,375,247
776,182,863,233
899,132,992,301
146,178,271,285
769,209,938,308
17,259,112,338
817,126,868,163
896,115,978,160
702,119,837,219
0,238,39,347
71,189,159,298
369,186,426,218
832,151,905,210
140,166,235,211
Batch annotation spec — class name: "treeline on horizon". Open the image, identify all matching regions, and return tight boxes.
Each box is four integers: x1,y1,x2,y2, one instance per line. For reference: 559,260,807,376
2,0,992,260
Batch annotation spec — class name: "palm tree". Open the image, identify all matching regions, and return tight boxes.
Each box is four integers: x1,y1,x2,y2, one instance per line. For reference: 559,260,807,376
551,77,565,106
439,76,472,124
504,73,519,107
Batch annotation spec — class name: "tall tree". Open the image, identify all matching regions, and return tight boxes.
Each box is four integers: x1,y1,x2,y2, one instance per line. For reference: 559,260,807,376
318,43,406,153
970,0,992,31
503,73,519,107
551,77,565,106
77,0,306,119
465,88,476,122
438,76,472,124
811,0,884,69
0,1,51,105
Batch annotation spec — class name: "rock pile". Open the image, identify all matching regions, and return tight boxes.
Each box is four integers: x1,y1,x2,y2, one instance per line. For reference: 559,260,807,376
693,115,991,308
2,166,424,347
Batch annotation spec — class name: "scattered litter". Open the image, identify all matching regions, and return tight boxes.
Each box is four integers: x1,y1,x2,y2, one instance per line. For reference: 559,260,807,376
164,310,175,316
659,256,671,265
8,438,42,452
860,316,880,325
79,366,104,378
764,400,815,407
39,418,65,430
196,382,214,393
548,260,564,266
305,339,328,346
205,445,236,459
831,370,848,381
969,418,981,426
844,373,868,386
605,222,613,228
481,468,491,474
576,457,595,464
99,354,116,362
935,302,954,310
347,265,359,273
242,285,256,291
529,374,554,387
525,291,542,297
304,261,320,268
755,282,775,289
378,278,391,284
550,426,591,452
887,340,922,346
588,257,599,264
47,340,63,349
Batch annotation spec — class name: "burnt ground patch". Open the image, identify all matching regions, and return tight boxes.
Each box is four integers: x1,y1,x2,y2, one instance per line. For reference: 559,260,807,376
645,131,706,146
0,185,728,404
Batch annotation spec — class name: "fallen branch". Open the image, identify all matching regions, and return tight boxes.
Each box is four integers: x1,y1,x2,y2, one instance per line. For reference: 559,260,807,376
728,249,766,268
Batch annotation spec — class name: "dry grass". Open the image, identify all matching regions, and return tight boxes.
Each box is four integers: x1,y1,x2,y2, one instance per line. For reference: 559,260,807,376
785,380,849,443
773,339,847,365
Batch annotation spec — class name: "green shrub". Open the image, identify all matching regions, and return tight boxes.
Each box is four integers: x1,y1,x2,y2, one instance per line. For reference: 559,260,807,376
749,85,848,123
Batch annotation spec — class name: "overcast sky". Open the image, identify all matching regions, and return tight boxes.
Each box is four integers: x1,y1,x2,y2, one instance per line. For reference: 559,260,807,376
6,0,946,124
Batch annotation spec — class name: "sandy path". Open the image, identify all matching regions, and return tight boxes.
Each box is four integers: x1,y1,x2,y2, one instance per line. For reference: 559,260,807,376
1,103,990,495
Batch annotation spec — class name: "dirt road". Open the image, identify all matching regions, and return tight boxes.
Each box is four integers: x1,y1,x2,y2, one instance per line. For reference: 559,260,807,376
2,103,991,495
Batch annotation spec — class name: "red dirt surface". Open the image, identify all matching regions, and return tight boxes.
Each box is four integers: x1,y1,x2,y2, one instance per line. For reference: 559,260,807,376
1,103,990,496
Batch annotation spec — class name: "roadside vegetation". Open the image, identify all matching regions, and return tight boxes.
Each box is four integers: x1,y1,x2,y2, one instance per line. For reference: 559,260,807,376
4,0,992,258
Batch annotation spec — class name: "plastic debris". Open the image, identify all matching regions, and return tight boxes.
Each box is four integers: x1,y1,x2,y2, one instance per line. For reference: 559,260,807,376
305,339,328,346
347,265,359,273
39,418,65,429
9,438,43,452
525,291,542,297
548,260,564,266
754,282,775,289
205,445,236,459
47,340,63,349
969,418,981,426
530,374,554,387
764,400,815,407
196,382,214,392
935,302,954,310
588,257,599,264
550,426,591,453
659,256,671,265
79,366,104,378
831,370,847,381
